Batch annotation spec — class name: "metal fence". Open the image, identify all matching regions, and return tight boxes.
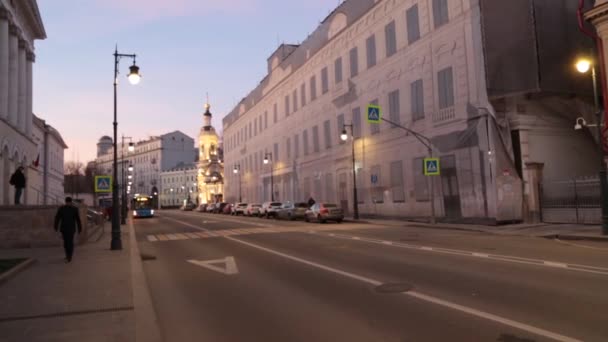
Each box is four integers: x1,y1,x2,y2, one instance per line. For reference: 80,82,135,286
540,177,600,224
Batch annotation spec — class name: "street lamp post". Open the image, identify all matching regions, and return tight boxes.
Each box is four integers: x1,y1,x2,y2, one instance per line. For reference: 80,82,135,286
120,137,134,225
575,57,608,235
111,46,141,251
340,124,359,220
233,164,242,202
263,153,274,201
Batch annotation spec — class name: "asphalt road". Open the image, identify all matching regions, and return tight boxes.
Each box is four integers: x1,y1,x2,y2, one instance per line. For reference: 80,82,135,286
133,210,608,342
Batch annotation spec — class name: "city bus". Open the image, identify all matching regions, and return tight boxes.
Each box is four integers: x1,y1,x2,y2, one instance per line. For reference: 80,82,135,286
133,195,155,218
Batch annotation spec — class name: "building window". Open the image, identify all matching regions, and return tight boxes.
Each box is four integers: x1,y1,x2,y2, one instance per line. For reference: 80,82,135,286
285,95,290,117
334,57,343,84
370,165,383,203
433,0,449,28
259,115,263,132
437,67,454,109
352,107,361,138
264,111,268,129
356,167,365,203
274,143,279,162
323,120,332,150
310,75,317,101
369,99,379,134
337,113,345,144
413,157,429,201
286,137,291,160
303,130,309,155
301,83,306,107
273,103,278,123
406,4,421,44
385,20,397,57
294,134,300,158
254,118,258,136
312,125,320,153
293,89,298,112
390,160,405,203
349,47,358,78
411,79,424,121
388,89,400,126
366,34,376,69
249,122,252,139
321,67,329,94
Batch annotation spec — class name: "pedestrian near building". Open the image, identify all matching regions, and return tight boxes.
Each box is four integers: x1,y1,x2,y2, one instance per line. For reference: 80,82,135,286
308,197,316,207
54,197,83,263
9,167,26,205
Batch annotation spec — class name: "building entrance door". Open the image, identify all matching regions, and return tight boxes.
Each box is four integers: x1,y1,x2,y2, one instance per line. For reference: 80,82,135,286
440,155,462,219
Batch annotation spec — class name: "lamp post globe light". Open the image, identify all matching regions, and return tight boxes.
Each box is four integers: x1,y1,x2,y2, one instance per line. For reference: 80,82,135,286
574,56,608,235
233,164,242,203
341,124,359,220
263,154,274,201
111,46,141,251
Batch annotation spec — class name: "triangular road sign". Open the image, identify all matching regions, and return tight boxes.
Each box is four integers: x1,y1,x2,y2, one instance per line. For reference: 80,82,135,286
426,162,437,173
187,256,239,275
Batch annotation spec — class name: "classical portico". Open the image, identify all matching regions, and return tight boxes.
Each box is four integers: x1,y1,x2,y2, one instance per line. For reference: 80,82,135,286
0,1,46,205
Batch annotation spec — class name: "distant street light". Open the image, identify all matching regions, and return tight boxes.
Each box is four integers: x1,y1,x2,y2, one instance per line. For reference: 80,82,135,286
263,153,274,201
111,46,141,251
341,124,359,220
574,56,608,235
233,164,242,202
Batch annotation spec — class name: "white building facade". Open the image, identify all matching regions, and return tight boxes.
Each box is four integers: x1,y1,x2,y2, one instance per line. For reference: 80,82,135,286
94,131,197,201
223,0,595,223
0,0,46,205
159,163,198,208
31,115,67,204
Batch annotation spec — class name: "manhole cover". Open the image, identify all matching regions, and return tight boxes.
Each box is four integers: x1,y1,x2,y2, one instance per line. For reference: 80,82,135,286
374,283,413,294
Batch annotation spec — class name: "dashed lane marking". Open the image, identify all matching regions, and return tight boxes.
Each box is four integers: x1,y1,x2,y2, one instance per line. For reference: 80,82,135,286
147,235,158,242
313,231,608,277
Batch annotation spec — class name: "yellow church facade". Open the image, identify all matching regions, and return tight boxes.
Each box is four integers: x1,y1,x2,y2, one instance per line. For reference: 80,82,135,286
196,103,224,204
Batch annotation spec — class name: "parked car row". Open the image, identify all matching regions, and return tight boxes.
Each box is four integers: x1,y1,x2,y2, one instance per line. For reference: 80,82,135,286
192,200,344,223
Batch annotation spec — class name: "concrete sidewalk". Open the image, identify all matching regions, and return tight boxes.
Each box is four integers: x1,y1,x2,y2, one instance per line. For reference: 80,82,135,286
0,221,161,342
347,217,608,242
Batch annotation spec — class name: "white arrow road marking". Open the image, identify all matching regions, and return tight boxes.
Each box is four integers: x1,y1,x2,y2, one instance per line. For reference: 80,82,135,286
187,257,239,275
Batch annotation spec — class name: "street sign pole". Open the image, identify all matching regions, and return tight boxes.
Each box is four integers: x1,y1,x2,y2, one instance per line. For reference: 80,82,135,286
428,148,436,225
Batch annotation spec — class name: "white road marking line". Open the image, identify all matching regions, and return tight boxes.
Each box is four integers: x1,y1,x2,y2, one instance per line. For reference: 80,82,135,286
472,253,489,258
174,233,189,240
352,237,361,240
405,292,581,342
543,261,568,268
157,235,169,241
185,233,200,239
382,241,393,245
147,235,158,242
167,234,179,240
225,235,582,342
187,256,239,275
420,246,433,251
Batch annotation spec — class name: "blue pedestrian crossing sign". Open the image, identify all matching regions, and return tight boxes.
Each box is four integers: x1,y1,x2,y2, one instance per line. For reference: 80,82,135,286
94,175,112,193
423,158,440,176
366,104,382,123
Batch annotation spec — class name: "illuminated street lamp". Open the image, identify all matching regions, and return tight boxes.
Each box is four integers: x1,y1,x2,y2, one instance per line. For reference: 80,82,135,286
341,124,359,220
111,46,141,251
574,56,608,235
263,153,274,201
233,164,242,202
128,164,133,172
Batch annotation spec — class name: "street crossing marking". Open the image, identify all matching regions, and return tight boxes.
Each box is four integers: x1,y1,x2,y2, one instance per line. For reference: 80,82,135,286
187,256,239,276
146,225,376,244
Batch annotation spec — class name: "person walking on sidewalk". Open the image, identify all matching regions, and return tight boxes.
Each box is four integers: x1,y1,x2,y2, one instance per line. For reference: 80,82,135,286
9,166,26,205
54,197,83,263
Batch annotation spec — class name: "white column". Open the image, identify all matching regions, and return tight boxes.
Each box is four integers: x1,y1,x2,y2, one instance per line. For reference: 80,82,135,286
26,52,33,136
7,25,18,127
17,39,26,133
0,11,9,120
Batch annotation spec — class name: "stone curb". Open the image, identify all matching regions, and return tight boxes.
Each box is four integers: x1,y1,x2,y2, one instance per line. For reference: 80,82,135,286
128,219,163,342
542,234,608,243
0,258,36,286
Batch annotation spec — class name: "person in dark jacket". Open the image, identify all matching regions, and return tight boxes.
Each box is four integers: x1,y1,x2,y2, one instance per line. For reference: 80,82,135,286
9,167,26,205
54,197,83,263
307,197,316,207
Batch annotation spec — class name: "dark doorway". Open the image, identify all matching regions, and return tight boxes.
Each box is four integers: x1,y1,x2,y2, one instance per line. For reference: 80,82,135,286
440,155,462,219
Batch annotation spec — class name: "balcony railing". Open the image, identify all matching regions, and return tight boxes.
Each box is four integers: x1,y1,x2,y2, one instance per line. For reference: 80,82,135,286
432,107,455,124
